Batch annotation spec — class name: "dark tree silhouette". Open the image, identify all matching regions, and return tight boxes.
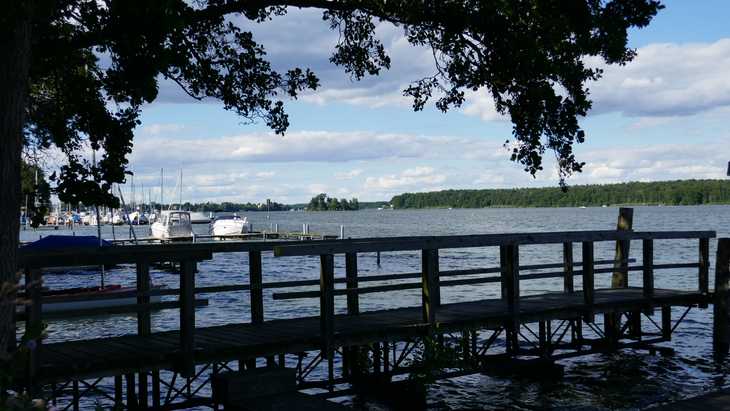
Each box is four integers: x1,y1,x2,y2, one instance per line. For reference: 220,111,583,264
0,0,662,355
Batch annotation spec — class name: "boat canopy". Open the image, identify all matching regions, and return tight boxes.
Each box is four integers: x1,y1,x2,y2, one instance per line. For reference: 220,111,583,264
23,235,112,250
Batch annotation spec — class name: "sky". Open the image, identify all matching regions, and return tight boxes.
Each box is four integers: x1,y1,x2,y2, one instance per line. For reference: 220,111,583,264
122,0,730,204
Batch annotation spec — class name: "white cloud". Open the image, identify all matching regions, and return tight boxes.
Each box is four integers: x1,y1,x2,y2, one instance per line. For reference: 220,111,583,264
573,142,729,183
255,171,276,179
130,130,508,167
364,166,447,191
142,123,185,136
589,39,730,118
462,89,508,122
335,169,364,180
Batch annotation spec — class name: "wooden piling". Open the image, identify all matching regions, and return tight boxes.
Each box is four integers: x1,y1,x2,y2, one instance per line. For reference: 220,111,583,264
662,306,672,341
320,254,335,359
699,238,710,305
582,242,595,323
642,239,655,316
345,253,359,315
713,238,730,356
501,244,520,354
612,207,633,288
180,260,196,377
136,261,151,336
114,375,123,407
421,249,439,325
24,268,42,395
249,250,264,324
563,242,574,293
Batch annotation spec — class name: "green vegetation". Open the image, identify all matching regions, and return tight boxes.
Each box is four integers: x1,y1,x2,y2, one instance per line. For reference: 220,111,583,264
307,194,360,211
179,201,288,213
390,180,730,209
20,161,51,227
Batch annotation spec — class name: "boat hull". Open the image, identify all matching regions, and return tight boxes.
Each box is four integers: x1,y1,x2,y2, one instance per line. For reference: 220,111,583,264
210,220,248,236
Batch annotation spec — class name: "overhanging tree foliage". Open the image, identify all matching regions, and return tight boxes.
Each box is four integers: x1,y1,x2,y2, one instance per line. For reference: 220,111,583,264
1,0,662,356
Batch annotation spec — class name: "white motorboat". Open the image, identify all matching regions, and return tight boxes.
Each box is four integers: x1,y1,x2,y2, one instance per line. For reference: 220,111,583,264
150,210,194,240
209,214,249,236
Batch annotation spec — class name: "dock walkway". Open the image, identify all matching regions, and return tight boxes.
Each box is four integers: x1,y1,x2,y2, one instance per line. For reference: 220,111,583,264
12,219,730,410
37,287,702,383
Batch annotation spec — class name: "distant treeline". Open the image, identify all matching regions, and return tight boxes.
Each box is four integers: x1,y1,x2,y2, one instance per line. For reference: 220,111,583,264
390,180,730,209
168,201,289,212
307,193,359,211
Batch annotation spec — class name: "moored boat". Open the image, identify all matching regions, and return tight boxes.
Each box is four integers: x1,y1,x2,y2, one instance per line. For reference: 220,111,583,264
30,284,163,313
150,210,194,240
20,235,162,314
209,214,249,236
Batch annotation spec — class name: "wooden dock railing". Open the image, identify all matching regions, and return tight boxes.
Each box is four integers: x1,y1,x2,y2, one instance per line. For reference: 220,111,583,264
272,230,715,359
13,228,724,405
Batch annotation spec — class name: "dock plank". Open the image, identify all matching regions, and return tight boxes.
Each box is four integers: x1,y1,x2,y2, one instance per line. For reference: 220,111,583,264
33,287,706,383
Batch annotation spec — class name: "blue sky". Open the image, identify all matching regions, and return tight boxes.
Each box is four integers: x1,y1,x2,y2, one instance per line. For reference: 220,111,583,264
122,1,730,204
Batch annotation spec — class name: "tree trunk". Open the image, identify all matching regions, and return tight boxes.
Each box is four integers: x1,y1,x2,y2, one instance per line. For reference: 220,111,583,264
0,7,32,358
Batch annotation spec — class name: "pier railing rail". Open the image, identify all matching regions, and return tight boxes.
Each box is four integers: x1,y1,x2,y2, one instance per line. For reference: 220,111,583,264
14,229,716,380
272,230,716,357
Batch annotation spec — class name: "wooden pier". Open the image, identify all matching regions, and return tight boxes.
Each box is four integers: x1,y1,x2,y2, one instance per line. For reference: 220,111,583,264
10,220,730,410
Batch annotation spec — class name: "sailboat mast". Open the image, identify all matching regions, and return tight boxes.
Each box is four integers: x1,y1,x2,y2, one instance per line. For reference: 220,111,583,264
179,169,183,210
160,168,164,213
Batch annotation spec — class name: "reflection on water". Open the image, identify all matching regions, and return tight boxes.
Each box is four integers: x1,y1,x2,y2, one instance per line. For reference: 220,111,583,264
19,205,730,410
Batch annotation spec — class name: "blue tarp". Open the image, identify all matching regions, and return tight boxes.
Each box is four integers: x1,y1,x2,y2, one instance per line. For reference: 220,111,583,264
23,235,112,250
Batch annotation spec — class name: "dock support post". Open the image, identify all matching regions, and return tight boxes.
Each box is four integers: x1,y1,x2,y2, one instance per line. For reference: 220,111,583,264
137,261,152,335
125,373,138,409
249,249,264,366
139,371,148,408
604,313,619,351
562,242,574,293
581,242,595,323
24,268,42,397
501,244,520,354
699,238,710,308
344,252,361,378
421,249,439,326
180,260,196,377
320,254,335,360
612,208,633,339
114,375,123,408
713,238,730,357
345,253,359,315
612,207,633,288
661,306,672,341
642,239,655,316
152,370,161,408
249,250,264,324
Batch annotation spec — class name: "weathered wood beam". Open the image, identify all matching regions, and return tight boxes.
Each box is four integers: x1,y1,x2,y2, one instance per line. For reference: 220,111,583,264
713,238,730,357
582,241,595,323
320,254,335,359
345,252,359,316
612,207,633,288
249,250,264,324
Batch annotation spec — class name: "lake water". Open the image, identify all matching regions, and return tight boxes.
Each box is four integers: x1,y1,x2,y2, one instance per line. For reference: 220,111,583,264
18,205,730,410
